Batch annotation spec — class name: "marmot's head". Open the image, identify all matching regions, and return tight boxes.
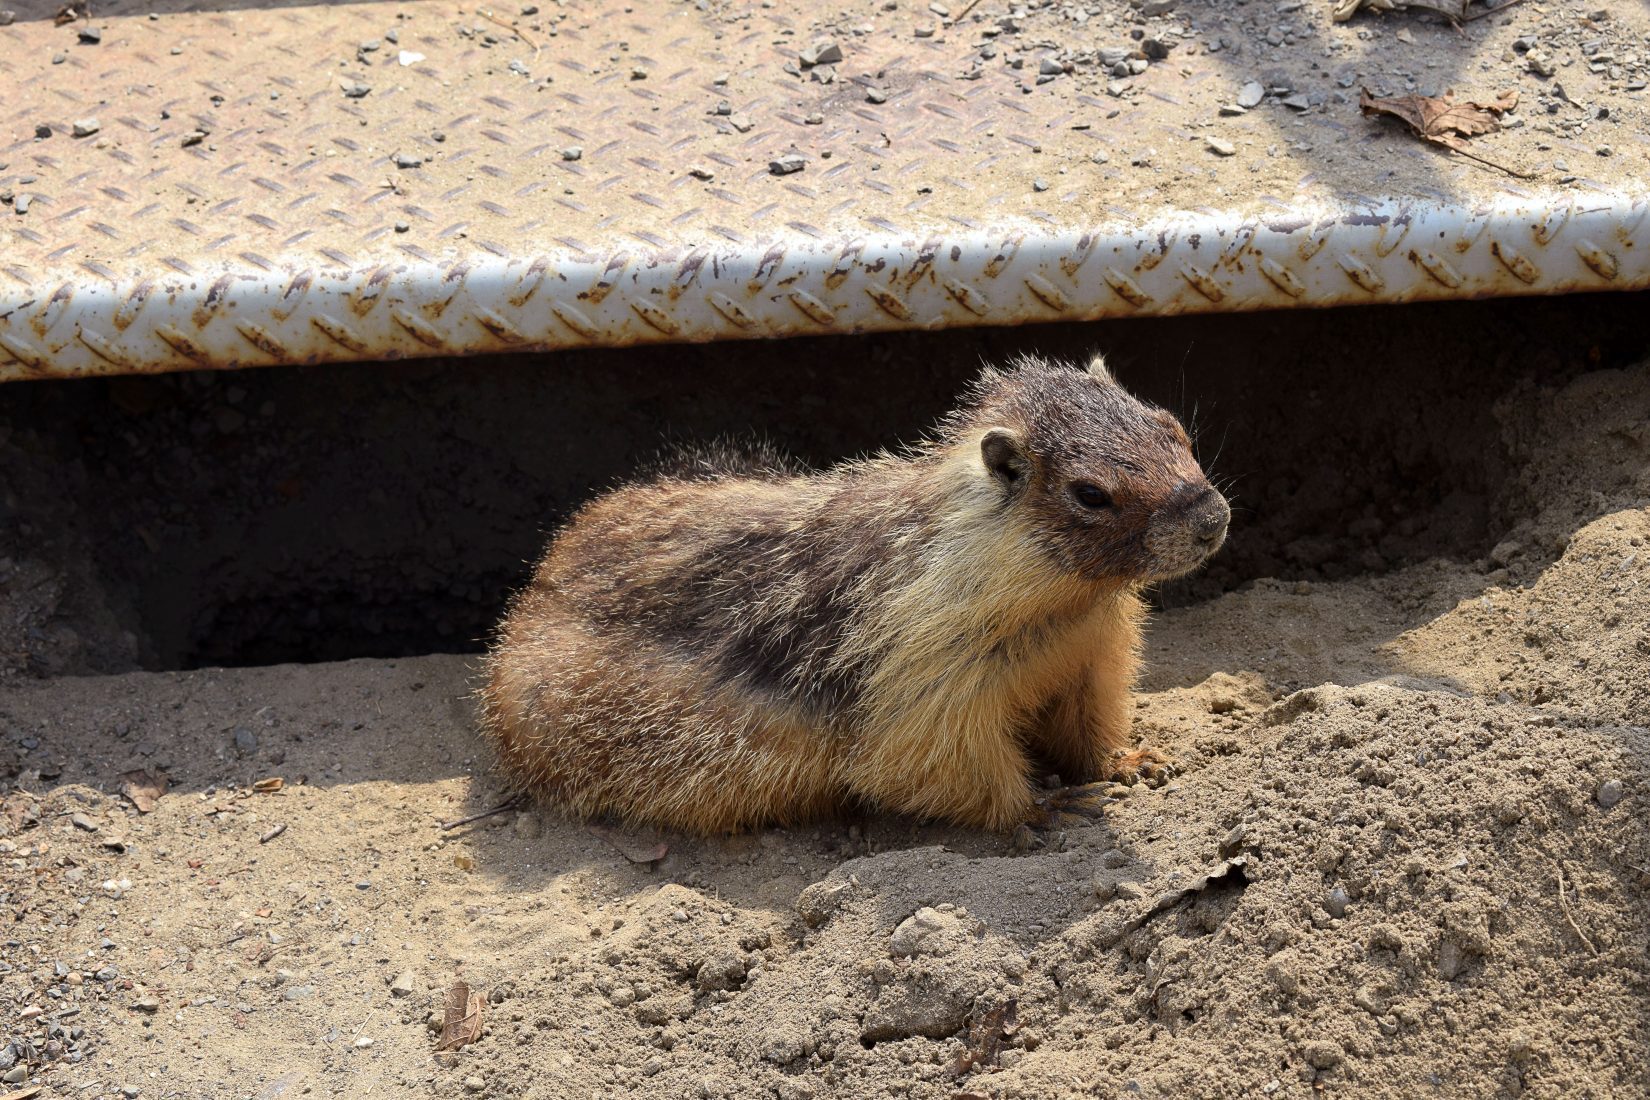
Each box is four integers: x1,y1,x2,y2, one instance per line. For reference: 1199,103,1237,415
965,354,1229,584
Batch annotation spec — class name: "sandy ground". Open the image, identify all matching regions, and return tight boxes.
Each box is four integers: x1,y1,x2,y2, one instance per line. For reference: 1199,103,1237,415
0,359,1647,1100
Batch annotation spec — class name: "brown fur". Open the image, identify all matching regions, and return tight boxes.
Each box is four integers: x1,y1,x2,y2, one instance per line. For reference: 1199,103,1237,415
480,354,1230,834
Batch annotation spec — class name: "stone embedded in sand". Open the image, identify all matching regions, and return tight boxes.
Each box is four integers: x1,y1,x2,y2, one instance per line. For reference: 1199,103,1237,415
1436,939,1467,980
860,974,973,1042
796,879,851,927
889,907,961,957
1596,778,1624,808
1325,886,1351,919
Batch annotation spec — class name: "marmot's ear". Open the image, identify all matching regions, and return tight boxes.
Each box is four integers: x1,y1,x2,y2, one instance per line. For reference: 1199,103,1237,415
981,428,1031,490
1086,354,1114,384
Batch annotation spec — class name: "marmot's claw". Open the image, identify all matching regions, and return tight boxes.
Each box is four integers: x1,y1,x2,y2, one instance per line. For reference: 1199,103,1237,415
1022,782,1117,838
1110,748,1177,788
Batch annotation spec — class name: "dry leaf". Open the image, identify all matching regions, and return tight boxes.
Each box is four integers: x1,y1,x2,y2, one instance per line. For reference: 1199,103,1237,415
585,823,669,864
439,981,484,1051
1359,87,1517,151
253,777,285,793
1,1086,45,1100
120,769,168,814
952,997,1019,1075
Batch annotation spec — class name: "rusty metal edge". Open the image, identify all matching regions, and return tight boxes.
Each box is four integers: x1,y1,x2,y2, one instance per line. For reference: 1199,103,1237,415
2,190,1646,381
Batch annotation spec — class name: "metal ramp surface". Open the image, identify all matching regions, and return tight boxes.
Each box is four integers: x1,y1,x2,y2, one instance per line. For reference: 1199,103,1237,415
2,0,1647,380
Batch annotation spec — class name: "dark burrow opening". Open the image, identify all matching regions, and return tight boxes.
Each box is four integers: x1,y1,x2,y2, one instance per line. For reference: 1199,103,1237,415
1,290,1646,675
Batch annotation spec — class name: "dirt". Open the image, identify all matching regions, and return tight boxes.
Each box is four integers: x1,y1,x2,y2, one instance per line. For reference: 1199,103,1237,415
0,347,1645,1099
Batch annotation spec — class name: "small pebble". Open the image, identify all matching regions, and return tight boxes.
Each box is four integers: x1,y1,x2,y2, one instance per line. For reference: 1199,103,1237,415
392,152,424,168
1032,178,1048,191
282,985,316,1002
71,118,100,138
390,971,417,997
34,123,52,139
1325,886,1351,919
1206,136,1236,156
132,995,161,1013
342,82,371,98
71,813,98,832
463,1078,485,1094
0,10,14,25
768,153,806,175
1237,81,1265,109
233,727,258,756
1596,779,1624,809
1038,56,1062,76
798,39,842,67
866,87,887,104
560,146,582,161
182,130,207,148
77,25,101,43
687,165,714,180
2,1067,27,1084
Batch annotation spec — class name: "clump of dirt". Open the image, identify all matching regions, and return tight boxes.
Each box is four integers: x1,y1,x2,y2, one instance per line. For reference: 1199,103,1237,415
0,359,1645,1099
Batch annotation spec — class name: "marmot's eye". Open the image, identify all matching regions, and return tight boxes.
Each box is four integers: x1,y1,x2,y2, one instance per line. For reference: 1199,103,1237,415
1071,482,1113,510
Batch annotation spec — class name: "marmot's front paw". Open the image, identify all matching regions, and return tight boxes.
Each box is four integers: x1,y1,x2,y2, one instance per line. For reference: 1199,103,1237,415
1012,783,1118,849
1109,747,1176,787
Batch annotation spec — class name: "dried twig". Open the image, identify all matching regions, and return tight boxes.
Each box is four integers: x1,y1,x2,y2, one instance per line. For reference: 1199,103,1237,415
440,793,527,831
478,9,541,54
1555,865,1598,955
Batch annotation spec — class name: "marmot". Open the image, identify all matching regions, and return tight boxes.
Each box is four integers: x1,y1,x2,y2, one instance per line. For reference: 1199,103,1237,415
481,354,1229,834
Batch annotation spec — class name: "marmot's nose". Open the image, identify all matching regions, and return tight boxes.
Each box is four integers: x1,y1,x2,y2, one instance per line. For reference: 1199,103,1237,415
1191,488,1230,543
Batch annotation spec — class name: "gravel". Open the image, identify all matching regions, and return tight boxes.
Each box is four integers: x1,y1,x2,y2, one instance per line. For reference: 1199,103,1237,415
768,154,806,175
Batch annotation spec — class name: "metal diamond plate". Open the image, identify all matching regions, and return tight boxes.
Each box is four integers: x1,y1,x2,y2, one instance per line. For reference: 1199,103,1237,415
3,0,1648,380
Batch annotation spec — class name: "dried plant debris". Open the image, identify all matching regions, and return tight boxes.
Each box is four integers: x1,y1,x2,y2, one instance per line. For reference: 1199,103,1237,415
953,997,1019,1076
1359,88,1530,176
439,982,484,1051
119,768,167,813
